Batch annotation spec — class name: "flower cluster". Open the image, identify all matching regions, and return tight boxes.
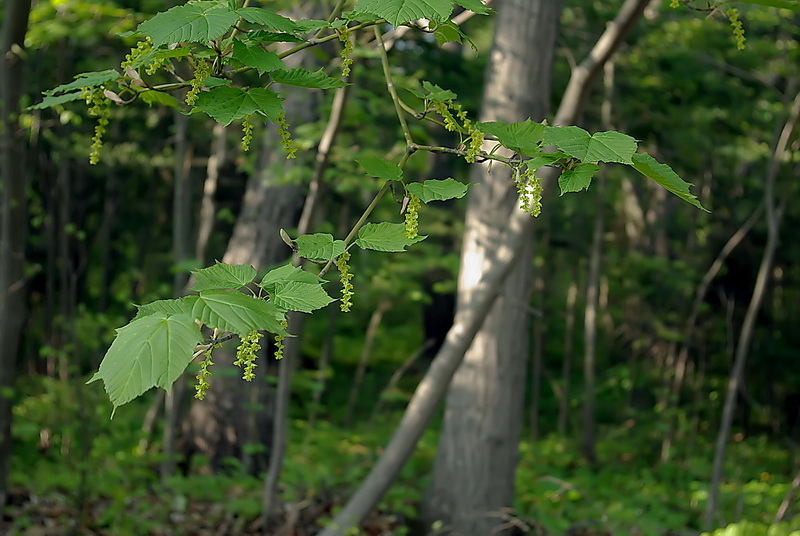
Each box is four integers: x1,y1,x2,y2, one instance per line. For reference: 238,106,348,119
241,116,254,151
431,98,484,163
516,166,543,217
726,8,746,50
274,320,288,360
336,251,354,312
185,59,210,106
338,27,354,78
276,110,297,159
434,101,459,132
194,346,215,400
234,330,263,381
85,88,111,165
121,39,152,71
404,194,421,238
465,128,484,163
145,54,170,76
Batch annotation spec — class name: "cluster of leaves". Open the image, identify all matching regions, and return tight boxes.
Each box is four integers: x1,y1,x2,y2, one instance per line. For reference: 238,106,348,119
88,262,333,415
33,0,707,411
476,119,708,211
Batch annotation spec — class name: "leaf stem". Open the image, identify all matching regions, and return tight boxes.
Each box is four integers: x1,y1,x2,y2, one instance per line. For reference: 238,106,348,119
373,26,414,146
409,143,514,166
276,21,382,61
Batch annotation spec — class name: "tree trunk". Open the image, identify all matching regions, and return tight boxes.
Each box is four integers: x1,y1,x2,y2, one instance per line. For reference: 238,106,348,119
321,1,648,533
0,0,32,509
424,2,560,533
704,89,800,531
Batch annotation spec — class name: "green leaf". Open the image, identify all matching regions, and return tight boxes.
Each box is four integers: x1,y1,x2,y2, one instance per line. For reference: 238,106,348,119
355,222,426,252
137,2,239,46
236,8,300,32
421,80,457,101
477,119,547,156
43,69,120,96
525,152,566,170
192,290,287,336
269,68,347,89
430,20,479,50
140,90,182,109
28,92,85,110
358,156,403,180
269,281,335,313
354,0,455,25
260,263,322,287
133,297,197,320
202,76,231,88
542,126,637,165
295,233,346,261
406,178,469,203
293,19,333,32
231,40,284,75
433,20,465,46
130,46,191,69
191,262,256,291
87,313,202,413
631,153,709,212
193,86,283,125
454,0,493,14
246,30,305,44
558,163,599,194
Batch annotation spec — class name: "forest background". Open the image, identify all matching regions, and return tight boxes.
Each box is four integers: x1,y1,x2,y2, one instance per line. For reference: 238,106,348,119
1,0,800,535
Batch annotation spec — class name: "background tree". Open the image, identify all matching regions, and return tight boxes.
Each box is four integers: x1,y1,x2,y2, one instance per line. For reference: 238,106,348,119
424,1,561,533
0,0,32,509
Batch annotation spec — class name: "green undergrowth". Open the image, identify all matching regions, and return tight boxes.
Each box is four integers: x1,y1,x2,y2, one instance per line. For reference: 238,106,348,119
7,377,799,535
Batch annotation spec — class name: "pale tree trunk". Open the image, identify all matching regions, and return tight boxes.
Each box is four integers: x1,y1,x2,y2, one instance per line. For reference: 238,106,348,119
0,0,32,509
320,1,648,533
704,89,800,531
425,2,560,531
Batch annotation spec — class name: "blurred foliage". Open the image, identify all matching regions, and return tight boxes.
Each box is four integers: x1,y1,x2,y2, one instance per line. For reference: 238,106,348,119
4,0,800,533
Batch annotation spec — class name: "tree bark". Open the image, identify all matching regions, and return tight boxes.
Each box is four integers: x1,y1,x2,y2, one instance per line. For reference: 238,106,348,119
0,0,32,509
424,1,561,532
320,1,649,534
704,89,800,531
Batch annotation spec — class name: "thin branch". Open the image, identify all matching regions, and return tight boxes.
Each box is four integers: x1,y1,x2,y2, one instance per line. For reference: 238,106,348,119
374,26,414,145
